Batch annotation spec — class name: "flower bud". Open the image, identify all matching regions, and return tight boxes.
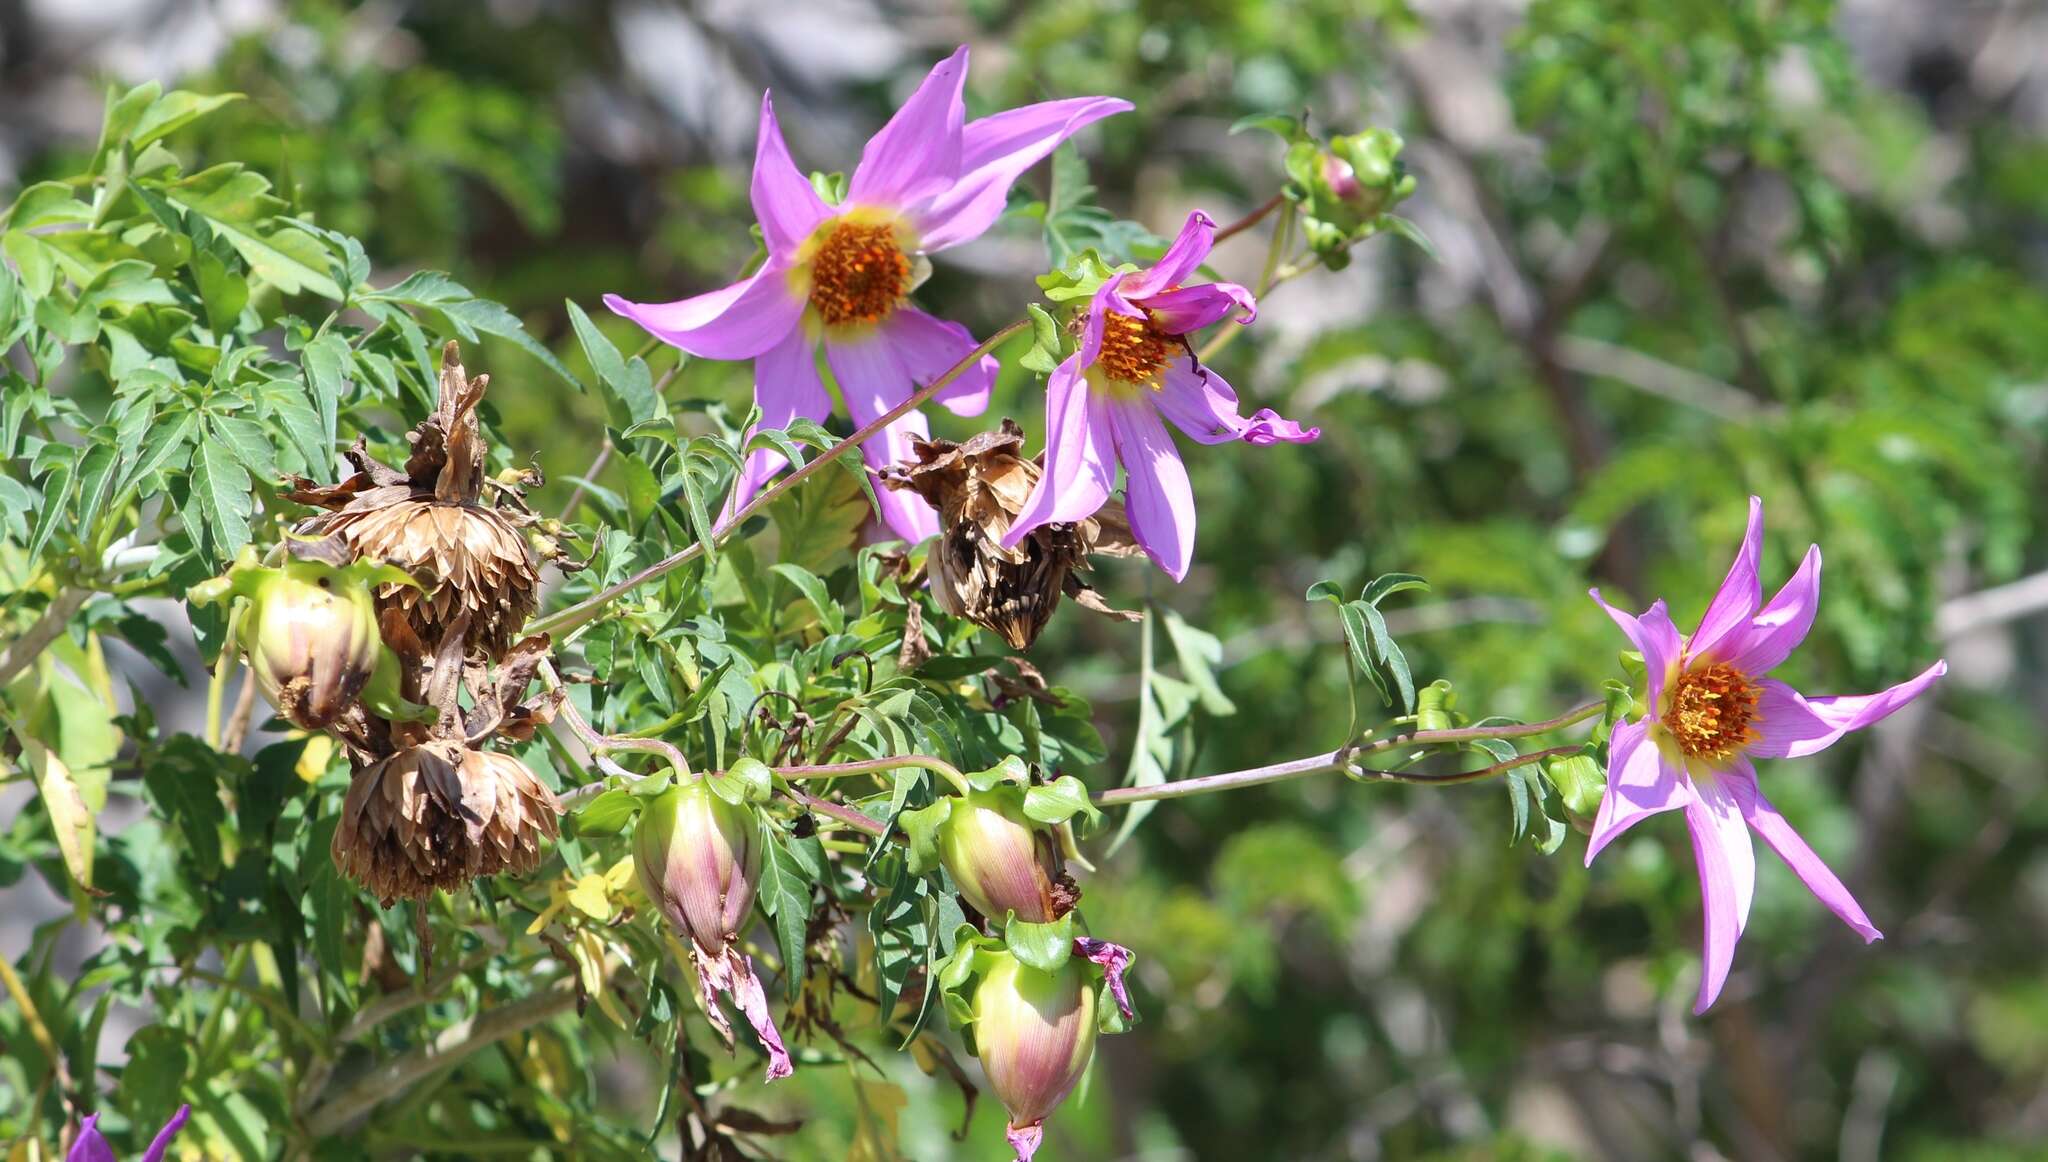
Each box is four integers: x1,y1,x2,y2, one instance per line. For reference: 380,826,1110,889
241,558,383,730
634,780,761,956
937,789,1070,925
973,951,1098,1161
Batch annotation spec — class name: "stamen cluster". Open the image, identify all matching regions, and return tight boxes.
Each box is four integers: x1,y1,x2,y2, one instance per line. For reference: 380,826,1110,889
1094,311,1174,386
1662,661,1760,761
808,220,910,326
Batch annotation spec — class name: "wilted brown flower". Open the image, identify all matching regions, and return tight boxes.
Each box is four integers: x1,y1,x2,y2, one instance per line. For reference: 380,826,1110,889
332,739,560,904
882,420,1140,650
287,342,542,661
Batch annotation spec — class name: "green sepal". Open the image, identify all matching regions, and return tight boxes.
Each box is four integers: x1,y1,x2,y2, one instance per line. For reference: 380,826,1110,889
364,644,433,723
1022,775,1099,827
964,755,1028,793
1019,303,1067,375
1544,750,1606,820
571,787,642,837
712,755,773,805
1034,249,1130,304
899,797,955,876
1004,912,1075,973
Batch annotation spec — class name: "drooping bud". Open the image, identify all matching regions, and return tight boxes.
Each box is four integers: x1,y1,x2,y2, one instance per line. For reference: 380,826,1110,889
937,789,1073,925
973,950,1099,1161
240,556,382,730
634,780,793,1081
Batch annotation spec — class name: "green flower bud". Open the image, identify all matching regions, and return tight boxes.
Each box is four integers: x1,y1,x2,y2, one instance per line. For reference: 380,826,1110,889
634,779,761,956
239,557,384,730
937,789,1069,925
973,950,1099,1161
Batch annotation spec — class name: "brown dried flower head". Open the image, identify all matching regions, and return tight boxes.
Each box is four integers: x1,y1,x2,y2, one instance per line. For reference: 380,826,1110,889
286,342,541,661
882,420,1140,649
332,739,561,905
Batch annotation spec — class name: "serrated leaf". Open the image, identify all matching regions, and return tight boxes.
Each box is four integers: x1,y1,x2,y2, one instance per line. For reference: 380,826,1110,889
572,789,641,836
209,414,278,482
758,822,815,1001
192,438,254,557
771,562,844,634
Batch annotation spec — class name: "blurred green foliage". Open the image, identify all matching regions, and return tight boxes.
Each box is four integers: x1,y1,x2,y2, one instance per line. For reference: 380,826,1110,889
4,0,2046,1159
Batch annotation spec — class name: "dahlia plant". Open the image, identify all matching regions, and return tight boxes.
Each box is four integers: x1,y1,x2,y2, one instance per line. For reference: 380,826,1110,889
0,67,1956,1162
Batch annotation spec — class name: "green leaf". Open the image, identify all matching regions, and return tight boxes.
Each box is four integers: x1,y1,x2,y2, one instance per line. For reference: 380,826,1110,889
571,788,641,836
1360,572,1430,607
1229,111,1304,140
1005,913,1076,972
758,822,816,1001
130,90,243,150
1022,775,1100,826
300,333,348,453
1160,607,1235,716
771,562,845,635
192,438,254,557
568,298,660,424
163,165,344,299
209,414,279,482
144,743,227,879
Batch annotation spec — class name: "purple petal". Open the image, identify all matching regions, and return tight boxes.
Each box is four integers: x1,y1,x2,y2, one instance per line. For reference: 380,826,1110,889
1690,495,1765,662
1001,357,1116,548
1121,210,1217,298
1589,591,1683,712
1107,393,1197,581
1685,774,1756,1013
1138,281,1257,334
603,264,803,361
848,46,967,211
719,331,831,530
689,943,739,1048
1006,1121,1046,1162
917,95,1134,251
1074,937,1136,1022
723,948,796,1081
139,1105,191,1162
1749,661,1947,759
1712,545,1821,676
68,1114,116,1162
1723,757,1881,942
881,307,995,418
825,334,939,543
1584,717,1689,864
751,93,831,255
1153,363,1318,447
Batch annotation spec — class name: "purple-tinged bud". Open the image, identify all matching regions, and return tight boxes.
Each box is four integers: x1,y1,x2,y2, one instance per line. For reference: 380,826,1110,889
973,951,1098,1161
634,780,792,1081
1320,153,1364,201
635,780,761,955
937,790,1072,925
239,558,383,730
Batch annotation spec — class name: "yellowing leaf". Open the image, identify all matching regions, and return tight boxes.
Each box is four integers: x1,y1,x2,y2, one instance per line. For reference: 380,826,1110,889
295,733,336,784
567,874,614,922
20,735,93,891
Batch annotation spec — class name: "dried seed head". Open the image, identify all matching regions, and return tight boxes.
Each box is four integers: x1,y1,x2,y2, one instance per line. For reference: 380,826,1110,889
883,420,1140,650
332,740,560,904
319,499,539,661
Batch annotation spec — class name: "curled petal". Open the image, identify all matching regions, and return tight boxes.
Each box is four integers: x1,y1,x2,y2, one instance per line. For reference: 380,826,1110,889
1005,1121,1046,1162
720,331,830,529
139,1106,191,1162
1685,775,1755,1013
1139,281,1257,334
1153,363,1318,447
1122,210,1217,298
752,93,831,255
1590,592,1683,712
1722,757,1881,941
1074,937,1135,1022
1749,661,1947,759
1107,394,1196,581
723,948,796,1081
882,307,996,418
1584,716,1689,864
1691,495,1765,662
1001,358,1116,548
603,263,804,361
1240,408,1320,446
690,943,738,1049
826,335,940,543
1713,544,1821,676
848,45,967,210
918,95,1134,251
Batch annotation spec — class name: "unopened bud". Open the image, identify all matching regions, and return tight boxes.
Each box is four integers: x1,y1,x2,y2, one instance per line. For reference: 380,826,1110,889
938,790,1069,925
634,780,761,957
241,558,383,730
974,951,1099,1161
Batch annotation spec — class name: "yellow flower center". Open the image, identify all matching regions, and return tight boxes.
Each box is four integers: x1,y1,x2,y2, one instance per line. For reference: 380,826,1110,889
805,218,911,328
1662,661,1761,762
1093,311,1175,388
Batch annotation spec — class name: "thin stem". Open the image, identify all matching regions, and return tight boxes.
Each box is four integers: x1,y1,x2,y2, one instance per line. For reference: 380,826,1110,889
205,604,243,751
557,437,614,522
539,659,690,780
1197,202,1297,363
0,588,89,688
775,754,972,797
527,319,1029,641
1092,699,1604,807
1212,192,1287,244
785,788,889,838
